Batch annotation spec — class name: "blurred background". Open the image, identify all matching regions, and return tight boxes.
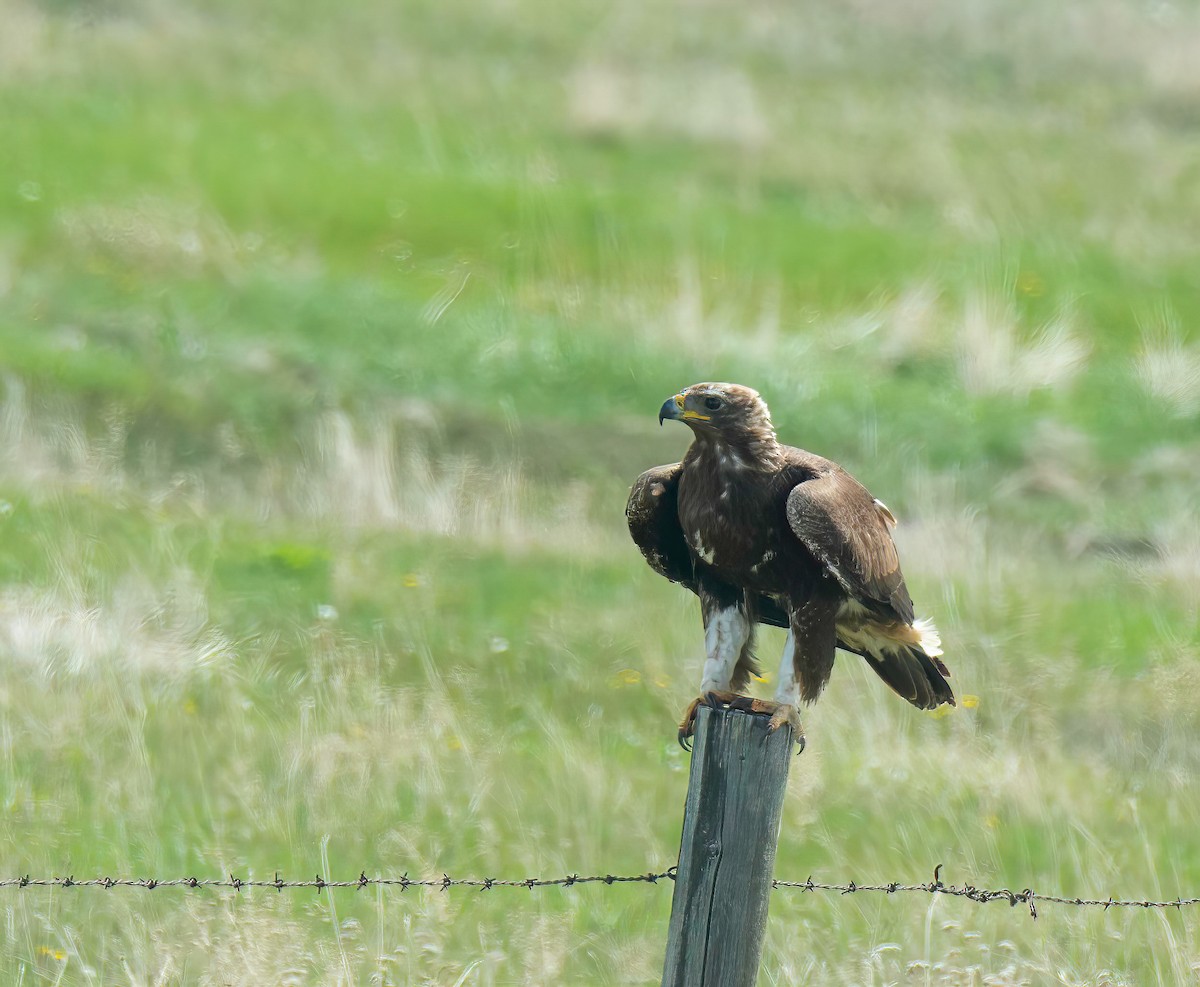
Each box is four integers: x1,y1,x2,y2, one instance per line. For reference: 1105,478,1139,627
2,0,1200,982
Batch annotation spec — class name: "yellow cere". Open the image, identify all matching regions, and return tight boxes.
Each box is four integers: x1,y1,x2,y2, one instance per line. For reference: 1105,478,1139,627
680,410,711,421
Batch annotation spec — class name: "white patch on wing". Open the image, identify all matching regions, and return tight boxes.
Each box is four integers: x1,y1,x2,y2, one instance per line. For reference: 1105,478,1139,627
700,607,749,693
806,545,854,595
773,630,799,706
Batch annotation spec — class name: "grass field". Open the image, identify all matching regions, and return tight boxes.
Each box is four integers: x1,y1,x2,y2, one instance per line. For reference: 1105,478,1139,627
3,0,1200,983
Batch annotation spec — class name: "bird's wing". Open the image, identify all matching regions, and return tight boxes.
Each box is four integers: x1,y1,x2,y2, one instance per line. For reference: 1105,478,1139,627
626,463,694,585
626,464,789,628
785,468,915,624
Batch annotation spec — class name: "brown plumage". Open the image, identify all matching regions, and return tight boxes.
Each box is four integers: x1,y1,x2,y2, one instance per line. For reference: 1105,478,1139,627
627,382,953,744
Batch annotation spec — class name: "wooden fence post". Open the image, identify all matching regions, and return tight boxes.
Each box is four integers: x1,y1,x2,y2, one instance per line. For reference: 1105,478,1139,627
661,702,794,987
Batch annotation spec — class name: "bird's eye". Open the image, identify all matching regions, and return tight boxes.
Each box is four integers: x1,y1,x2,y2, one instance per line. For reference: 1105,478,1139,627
704,397,722,411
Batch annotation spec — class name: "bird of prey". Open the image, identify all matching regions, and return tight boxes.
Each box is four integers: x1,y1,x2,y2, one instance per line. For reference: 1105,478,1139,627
626,382,953,749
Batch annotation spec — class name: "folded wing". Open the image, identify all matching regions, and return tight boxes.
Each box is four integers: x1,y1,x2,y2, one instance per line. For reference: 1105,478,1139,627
785,469,915,625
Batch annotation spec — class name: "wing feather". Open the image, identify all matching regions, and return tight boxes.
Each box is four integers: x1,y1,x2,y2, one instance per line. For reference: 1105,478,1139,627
626,464,693,586
785,469,915,624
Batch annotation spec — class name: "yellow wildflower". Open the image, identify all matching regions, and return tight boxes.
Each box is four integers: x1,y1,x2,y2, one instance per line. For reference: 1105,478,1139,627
1016,272,1045,296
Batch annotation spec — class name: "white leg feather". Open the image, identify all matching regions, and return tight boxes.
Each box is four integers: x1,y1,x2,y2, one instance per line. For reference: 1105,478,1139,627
768,628,805,747
773,629,800,707
699,607,750,693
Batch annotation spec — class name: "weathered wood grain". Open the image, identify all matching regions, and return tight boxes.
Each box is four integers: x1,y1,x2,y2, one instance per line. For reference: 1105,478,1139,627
661,703,794,987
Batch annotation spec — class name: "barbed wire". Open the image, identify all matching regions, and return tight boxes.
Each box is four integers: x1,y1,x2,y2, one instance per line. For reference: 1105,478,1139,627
772,864,1200,920
4,865,1199,919
0,871,673,894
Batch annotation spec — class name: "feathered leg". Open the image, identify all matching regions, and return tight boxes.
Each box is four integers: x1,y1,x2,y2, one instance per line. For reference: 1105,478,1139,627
729,598,763,693
677,591,752,749
763,599,839,750
764,628,806,748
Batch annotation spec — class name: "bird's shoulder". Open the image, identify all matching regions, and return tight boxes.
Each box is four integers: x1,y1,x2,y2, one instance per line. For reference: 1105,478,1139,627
775,444,839,488
778,444,874,501
626,462,682,519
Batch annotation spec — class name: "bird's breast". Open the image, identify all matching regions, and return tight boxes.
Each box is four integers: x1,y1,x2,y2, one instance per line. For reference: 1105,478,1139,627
676,463,823,596
678,483,770,572
681,510,730,566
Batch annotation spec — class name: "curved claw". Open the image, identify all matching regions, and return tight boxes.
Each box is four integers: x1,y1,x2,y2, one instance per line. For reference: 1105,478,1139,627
766,702,806,754
677,695,702,751
678,691,745,752
679,691,809,752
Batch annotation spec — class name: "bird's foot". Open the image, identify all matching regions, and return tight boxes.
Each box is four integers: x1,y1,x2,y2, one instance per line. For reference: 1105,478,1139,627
677,691,737,751
762,701,806,754
676,692,806,753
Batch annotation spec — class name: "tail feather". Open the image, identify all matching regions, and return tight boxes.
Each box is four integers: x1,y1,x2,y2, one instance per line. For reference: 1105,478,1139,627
869,645,955,710
834,612,954,710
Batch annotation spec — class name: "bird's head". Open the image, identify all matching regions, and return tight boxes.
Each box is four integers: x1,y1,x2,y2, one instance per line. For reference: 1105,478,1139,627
658,382,777,446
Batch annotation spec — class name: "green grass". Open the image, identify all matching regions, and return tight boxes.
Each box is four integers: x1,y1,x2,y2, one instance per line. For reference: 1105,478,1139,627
3,0,1200,983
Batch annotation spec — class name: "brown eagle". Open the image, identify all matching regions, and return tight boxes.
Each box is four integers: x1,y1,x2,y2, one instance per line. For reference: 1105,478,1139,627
626,382,953,749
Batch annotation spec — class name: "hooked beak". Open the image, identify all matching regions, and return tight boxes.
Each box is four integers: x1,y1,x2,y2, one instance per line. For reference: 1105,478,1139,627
659,393,685,426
